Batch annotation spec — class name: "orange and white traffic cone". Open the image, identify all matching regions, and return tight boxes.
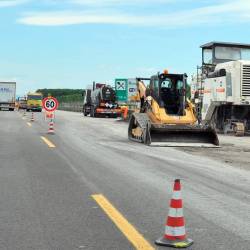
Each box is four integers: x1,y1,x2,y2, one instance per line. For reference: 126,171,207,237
155,179,193,248
48,120,55,134
30,112,34,122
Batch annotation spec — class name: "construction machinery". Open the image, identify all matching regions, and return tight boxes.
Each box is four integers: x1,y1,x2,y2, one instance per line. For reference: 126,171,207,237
128,71,219,146
83,83,122,118
192,42,250,136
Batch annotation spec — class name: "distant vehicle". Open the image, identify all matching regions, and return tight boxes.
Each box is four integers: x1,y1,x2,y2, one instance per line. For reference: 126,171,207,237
83,83,122,118
0,82,16,111
27,92,43,112
17,97,27,110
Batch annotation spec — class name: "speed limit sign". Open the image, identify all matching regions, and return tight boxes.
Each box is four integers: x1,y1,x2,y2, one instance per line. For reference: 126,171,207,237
42,97,59,112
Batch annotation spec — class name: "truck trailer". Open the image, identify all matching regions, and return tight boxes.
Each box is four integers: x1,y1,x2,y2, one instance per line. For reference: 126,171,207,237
0,82,16,111
83,83,122,118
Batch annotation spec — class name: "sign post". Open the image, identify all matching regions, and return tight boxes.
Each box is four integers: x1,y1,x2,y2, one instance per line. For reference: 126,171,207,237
127,78,137,101
42,97,59,134
115,79,128,102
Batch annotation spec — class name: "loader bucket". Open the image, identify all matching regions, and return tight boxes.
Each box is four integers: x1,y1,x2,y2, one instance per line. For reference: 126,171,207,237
149,125,219,147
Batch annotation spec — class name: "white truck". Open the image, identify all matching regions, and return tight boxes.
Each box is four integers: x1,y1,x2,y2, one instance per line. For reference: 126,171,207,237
0,82,16,111
192,42,250,135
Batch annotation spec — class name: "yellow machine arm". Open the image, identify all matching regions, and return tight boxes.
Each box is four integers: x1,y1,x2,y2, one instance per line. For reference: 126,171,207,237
137,80,147,100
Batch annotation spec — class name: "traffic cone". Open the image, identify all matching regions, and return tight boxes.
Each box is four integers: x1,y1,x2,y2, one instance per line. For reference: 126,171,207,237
48,120,55,134
155,179,193,248
123,107,128,120
30,112,34,122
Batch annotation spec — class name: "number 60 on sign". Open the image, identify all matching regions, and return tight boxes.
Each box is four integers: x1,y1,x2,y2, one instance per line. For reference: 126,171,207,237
42,97,59,112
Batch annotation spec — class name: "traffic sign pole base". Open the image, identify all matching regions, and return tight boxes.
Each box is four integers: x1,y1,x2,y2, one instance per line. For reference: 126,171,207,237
155,237,193,248
48,121,55,134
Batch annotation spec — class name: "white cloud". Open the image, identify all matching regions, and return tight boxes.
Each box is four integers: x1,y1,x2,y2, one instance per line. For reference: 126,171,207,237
70,0,175,6
18,11,140,26
0,0,30,7
17,0,250,27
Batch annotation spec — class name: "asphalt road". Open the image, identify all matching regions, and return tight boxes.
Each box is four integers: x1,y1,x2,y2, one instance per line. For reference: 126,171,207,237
0,110,249,250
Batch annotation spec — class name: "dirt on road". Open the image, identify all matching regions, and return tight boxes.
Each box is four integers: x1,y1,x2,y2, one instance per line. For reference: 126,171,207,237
180,135,250,170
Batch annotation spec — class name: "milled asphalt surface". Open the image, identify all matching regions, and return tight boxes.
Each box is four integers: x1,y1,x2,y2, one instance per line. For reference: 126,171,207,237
0,110,250,250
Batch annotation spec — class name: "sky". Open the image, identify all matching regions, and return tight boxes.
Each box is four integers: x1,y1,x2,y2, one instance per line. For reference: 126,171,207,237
1,0,250,95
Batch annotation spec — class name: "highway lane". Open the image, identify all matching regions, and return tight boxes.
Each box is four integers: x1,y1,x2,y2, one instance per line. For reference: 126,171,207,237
0,111,134,250
1,110,250,250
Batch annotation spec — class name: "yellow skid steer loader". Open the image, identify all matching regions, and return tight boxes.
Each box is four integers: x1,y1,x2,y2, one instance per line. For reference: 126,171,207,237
128,71,219,147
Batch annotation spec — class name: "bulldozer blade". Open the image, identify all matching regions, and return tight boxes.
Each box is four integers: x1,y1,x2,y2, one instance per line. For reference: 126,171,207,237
149,125,219,147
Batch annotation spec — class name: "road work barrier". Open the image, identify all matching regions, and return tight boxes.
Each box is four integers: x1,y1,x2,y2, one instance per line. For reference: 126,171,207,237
155,179,193,248
58,101,82,112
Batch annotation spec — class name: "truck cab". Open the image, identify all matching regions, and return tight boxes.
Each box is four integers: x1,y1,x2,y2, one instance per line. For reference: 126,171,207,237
17,97,27,110
27,92,43,112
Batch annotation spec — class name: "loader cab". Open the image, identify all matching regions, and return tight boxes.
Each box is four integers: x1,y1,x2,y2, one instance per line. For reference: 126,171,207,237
201,41,250,74
150,73,187,115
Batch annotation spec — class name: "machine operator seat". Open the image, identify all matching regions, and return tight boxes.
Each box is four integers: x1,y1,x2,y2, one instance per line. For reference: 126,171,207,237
160,87,178,114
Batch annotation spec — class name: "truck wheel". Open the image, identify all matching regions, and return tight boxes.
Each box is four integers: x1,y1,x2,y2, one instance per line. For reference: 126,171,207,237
90,107,95,117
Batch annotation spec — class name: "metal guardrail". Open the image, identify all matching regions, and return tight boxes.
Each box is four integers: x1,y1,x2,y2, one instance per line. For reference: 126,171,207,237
58,102,82,112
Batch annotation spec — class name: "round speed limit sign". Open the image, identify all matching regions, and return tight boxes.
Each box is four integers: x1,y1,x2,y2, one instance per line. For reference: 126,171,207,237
42,97,59,112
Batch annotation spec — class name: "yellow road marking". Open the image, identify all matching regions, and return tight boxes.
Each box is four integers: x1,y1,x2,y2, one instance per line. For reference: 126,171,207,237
92,194,154,250
40,136,56,148
27,122,32,127
174,242,189,247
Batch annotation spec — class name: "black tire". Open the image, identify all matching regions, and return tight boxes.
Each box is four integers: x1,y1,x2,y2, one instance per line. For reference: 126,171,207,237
90,106,96,117
83,107,88,116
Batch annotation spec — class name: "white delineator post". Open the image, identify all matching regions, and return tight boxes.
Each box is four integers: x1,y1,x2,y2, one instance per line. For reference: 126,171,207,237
48,119,55,134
